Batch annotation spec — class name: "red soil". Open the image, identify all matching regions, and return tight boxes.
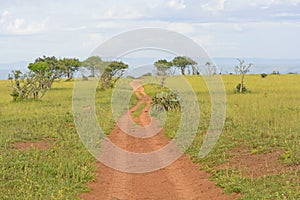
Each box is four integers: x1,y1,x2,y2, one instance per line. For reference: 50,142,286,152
13,139,52,150
80,79,237,200
217,146,296,178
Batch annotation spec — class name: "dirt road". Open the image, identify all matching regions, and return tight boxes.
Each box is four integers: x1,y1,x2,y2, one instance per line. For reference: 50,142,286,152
80,79,236,200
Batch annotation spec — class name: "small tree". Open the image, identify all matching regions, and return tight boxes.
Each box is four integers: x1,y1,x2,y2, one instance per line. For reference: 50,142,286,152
205,61,217,76
82,56,106,77
154,59,173,87
235,59,252,93
8,55,82,101
59,58,81,79
30,56,64,89
172,56,197,75
100,61,128,89
8,70,51,101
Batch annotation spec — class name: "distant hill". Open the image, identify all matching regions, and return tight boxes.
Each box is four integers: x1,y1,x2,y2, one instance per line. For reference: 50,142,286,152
0,61,29,80
212,57,300,74
0,58,299,80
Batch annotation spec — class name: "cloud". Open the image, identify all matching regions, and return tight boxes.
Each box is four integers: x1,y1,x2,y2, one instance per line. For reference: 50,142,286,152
0,10,9,24
82,33,108,47
233,24,245,32
96,5,144,19
166,0,186,10
6,17,48,34
167,22,195,34
272,12,300,17
0,0,300,64
201,0,226,12
96,21,119,29
146,0,164,9
226,0,300,10
192,35,214,47
63,26,87,31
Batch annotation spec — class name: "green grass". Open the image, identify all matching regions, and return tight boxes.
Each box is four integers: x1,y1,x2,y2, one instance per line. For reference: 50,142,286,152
1,74,299,199
132,102,147,118
141,74,300,199
0,80,95,199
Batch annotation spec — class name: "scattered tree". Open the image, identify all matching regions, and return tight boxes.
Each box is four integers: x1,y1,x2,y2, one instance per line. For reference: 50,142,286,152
100,61,128,89
154,59,173,87
205,61,217,76
235,59,252,93
82,56,106,77
59,58,81,79
8,55,82,101
9,70,51,101
172,56,197,75
33,56,62,82
236,83,247,93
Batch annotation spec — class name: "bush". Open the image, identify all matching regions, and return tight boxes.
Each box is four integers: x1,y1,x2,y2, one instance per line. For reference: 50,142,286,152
261,73,268,78
8,70,51,101
151,91,180,111
236,83,247,93
141,72,152,77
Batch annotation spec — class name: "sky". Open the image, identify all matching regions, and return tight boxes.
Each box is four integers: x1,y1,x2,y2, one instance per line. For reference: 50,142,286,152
0,0,300,66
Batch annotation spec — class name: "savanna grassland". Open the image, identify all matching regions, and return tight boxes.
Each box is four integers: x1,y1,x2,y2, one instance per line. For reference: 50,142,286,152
0,74,299,199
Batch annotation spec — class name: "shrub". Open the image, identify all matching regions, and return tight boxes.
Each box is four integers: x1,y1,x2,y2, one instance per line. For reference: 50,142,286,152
8,70,51,101
141,72,152,77
151,91,180,111
261,73,268,78
236,83,247,93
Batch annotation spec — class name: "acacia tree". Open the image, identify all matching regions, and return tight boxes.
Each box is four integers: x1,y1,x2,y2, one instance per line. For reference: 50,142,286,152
100,61,128,89
82,56,106,77
235,59,252,93
30,56,65,89
59,58,81,79
154,59,173,87
172,56,197,75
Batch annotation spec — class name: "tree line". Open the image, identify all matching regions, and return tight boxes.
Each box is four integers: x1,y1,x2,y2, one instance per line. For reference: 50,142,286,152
153,56,252,93
8,55,253,101
8,55,128,101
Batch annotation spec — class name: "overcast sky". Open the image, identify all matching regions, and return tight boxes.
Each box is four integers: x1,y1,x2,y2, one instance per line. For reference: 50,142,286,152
0,0,300,63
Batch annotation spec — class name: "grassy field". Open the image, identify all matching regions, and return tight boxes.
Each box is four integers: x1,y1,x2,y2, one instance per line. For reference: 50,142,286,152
0,74,299,199
0,80,96,199
147,74,300,199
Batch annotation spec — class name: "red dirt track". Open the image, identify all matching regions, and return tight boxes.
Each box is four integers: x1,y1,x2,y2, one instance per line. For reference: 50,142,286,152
80,79,237,200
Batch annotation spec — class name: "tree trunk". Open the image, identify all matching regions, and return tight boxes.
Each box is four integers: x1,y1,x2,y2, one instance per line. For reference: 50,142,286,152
91,67,95,77
181,67,185,75
240,74,245,93
67,71,71,79
161,76,166,87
